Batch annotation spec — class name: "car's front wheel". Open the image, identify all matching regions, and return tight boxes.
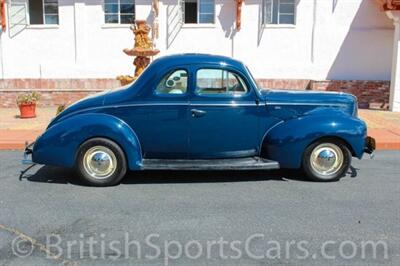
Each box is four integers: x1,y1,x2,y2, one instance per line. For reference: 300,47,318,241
76,138,127,186
302,139,351,182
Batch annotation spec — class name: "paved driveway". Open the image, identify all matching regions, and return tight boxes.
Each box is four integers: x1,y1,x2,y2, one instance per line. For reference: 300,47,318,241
0,151,399,265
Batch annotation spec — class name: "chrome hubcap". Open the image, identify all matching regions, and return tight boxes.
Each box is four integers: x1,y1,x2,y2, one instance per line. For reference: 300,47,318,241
310,143,343,177
83,146,117,179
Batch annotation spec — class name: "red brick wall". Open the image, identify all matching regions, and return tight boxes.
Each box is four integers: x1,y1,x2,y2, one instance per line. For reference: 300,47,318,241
257,79,311,90
0,78,390,109
0,79,120,107
0,79,120,90
310,80,390,109
0,90,103,107
258,79,390,110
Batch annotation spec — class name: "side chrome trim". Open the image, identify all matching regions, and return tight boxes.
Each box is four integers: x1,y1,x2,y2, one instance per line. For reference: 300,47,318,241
111,102,188,108
267,89,347,95
265,102,348,107
117,102,258,107
114,102,259,108
190,103,258,107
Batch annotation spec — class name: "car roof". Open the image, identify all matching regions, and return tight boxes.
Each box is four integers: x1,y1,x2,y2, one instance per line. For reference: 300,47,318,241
151,53,245,69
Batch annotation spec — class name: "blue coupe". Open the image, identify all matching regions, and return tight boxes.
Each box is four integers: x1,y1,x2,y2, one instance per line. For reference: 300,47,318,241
24,54,375,186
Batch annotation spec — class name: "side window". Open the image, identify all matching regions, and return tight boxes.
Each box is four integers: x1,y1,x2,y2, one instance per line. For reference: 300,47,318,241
156,70,188,95
196,69,248,96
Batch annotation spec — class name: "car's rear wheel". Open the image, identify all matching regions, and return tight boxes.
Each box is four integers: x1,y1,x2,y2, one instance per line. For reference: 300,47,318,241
302,139,351,182
76,138,127,186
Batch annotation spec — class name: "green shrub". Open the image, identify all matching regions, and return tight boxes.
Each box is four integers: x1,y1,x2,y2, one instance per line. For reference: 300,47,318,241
16,92,40,105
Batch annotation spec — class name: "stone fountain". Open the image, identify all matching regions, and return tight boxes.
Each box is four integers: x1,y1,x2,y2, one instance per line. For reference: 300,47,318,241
117,20,160,85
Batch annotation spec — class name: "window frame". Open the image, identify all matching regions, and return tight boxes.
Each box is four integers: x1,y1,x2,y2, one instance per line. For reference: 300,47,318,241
27,0,59,25
103,0,135,25
154,68,190,97
262,0,296,26
194,68,251,98
182,0,215,25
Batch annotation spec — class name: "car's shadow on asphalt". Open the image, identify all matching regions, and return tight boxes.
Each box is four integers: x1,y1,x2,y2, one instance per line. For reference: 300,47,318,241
122,169,306,184
18,164,326,186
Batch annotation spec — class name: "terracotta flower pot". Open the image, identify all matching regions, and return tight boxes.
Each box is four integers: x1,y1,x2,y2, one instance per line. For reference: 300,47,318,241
18,103,37,118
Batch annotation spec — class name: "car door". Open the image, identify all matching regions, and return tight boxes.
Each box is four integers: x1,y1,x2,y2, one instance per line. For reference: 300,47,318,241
188,67,260,159
127,68,190,159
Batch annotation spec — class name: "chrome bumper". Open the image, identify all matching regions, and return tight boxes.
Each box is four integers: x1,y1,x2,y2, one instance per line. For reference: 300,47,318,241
22,141,34,164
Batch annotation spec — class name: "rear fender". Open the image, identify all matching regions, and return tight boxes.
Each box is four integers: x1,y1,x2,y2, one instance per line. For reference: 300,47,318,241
32,113,142,170
262,109,367,168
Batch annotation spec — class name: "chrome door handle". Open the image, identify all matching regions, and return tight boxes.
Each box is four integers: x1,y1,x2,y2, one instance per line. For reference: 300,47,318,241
191,109,206,118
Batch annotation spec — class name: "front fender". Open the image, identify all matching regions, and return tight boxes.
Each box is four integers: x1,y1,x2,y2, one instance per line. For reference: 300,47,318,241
263,110,367,168
32,113,142,170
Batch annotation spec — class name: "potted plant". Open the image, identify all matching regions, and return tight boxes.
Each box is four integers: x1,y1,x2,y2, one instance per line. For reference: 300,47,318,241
16,92,40,118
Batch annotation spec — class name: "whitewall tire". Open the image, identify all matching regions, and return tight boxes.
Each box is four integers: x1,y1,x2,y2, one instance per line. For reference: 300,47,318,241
76,138,127,186
302,139,352,182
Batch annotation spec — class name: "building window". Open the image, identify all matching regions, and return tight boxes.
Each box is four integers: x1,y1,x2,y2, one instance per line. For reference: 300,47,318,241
28,0,59,25
182,0,214,24
262,0,295,25
104,0,135,24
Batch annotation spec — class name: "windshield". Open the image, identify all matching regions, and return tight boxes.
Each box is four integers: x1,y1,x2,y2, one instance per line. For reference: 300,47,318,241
245,65,262,93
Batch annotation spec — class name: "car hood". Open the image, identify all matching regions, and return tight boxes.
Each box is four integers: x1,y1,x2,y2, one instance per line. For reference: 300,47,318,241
259,89,358,116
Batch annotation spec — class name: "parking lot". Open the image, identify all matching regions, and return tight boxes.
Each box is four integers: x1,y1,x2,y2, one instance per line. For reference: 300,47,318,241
0,150,399,265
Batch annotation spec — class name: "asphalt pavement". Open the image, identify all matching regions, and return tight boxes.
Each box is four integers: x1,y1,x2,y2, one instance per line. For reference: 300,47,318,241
0,150,399,265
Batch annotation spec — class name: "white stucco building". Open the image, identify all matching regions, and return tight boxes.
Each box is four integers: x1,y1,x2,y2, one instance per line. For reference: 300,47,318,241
0,0,400,111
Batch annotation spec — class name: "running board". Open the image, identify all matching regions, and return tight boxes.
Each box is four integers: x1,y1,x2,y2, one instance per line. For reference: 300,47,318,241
141,157,280,171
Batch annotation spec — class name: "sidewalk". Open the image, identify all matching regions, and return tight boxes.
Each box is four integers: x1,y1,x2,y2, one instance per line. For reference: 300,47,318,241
0,107,399,150
0,108,55,150
359,109,400,150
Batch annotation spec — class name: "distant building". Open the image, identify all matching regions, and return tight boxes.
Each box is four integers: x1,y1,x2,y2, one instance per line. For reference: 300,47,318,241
0,0,399,111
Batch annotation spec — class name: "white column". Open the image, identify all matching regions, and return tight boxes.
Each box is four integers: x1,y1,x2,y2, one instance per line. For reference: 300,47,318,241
73,0,87,66
387,11,400,112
